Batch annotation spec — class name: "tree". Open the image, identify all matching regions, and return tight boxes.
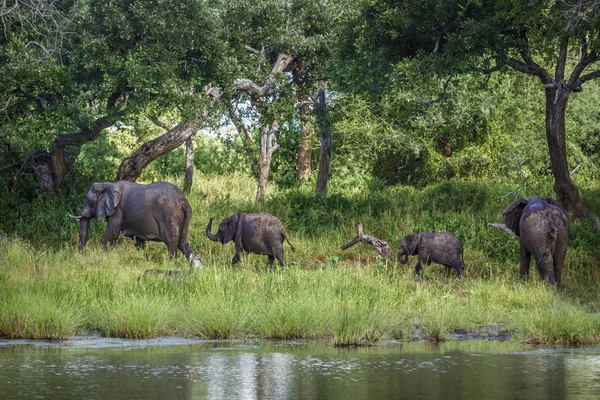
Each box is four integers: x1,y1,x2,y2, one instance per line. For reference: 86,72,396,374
224,0,346,187
343,0,600,218
1,0,231,192
234,53,294,201
315,81,332,197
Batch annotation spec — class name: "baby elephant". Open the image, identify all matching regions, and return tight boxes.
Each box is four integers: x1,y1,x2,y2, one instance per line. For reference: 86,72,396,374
206,212,295,267
397,232,464,278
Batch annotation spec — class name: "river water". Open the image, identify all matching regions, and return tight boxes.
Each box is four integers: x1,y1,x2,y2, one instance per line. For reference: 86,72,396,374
1,338,599,399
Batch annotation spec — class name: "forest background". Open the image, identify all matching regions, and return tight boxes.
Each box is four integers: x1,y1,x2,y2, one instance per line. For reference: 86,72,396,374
1,0,600,345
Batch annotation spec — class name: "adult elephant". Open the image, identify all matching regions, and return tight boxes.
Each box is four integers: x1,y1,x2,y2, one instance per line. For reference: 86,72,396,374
72,181,200,265
502,197,569,285
206,212,294,267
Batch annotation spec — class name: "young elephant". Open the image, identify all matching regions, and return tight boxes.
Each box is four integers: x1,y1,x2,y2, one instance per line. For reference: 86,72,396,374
206,212,295,267
502,197,569,285
397,232,464,278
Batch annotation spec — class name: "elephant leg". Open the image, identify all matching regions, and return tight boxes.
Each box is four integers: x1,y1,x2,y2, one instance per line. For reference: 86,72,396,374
444,265,451,276
519,245,532,280
414,261,424,276
267,255,275,267
163,221,179,258
135,238,146,250
454,263,463,279
272,242,285,268
553,241,568,287
535,252,556,285
178,237,193,261
104,218,121,249
231,252,241,266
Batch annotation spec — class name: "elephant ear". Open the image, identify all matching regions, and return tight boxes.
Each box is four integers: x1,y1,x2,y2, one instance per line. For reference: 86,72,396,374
502,198,528,237
405,234,421,256
223,214,239,244
96,183,121,219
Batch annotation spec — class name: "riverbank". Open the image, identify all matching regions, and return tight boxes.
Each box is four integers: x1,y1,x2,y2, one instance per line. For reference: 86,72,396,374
1,174,600,346
1,238,599,345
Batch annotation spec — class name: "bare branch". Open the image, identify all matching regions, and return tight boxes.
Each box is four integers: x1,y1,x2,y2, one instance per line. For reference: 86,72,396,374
147,115,172,131
229,108,251,142
575,69,600,87
496,184,523,200
341,223,391,261
507,55,553,84
244,45,260,54
570,164,581,175
234,53,294,107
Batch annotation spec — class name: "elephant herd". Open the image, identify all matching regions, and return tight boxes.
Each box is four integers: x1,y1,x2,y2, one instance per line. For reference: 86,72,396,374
71,180,570,285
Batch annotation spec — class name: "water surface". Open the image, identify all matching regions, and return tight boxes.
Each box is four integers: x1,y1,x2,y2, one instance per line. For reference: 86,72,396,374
1,338,599,399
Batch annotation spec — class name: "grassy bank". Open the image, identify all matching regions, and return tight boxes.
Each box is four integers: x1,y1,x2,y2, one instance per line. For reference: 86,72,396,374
1,173,600,345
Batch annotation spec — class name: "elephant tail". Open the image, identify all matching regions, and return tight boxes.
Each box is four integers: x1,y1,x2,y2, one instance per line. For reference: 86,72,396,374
285,236,296,252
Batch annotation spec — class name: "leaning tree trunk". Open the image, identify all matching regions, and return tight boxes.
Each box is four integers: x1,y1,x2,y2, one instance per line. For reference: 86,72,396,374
256,123,279,202
315,82,332,197
117,86,220,182
545,88,588,219
116,120,202,182
183,137,194,194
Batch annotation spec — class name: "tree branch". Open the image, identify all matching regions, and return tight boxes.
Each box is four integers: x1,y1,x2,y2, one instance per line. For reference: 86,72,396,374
507,54,552,84
568,38,600,89
341,223,391,260
233,53,294,107
555,36,569,83
147,115,172,131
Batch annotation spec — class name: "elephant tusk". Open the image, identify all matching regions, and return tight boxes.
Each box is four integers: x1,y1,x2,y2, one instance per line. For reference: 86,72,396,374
69,214,82,220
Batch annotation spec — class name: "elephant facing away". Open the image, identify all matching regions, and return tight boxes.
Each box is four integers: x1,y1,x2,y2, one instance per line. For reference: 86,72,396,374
502,197,569,285
397,232,464,278
206,212,295,267
73,181,201,267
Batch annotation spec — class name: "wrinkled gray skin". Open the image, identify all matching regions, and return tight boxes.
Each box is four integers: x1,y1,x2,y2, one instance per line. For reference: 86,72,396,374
397,232,464,278
76,181,200,266
503,197,569,285
206,212,294,267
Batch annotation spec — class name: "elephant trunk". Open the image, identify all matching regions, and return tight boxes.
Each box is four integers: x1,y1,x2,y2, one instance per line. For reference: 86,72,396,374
206,218,219,242
79,217,90,251
398,252,408,265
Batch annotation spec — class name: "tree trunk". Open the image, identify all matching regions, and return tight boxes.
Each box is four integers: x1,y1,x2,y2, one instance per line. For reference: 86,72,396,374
295,75,314,182
183,137,194,194
33,163,55,193
116,120,201,182
544,88,588,219
441,134,452,157
116,86,220,182
51,117,113,191
256,123,279,202
315,83,332,197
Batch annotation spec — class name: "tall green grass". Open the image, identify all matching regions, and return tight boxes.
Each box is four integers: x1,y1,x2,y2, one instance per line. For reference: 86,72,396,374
1,173,600,345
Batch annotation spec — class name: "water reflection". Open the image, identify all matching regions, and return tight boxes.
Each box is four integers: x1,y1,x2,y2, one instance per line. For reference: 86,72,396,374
0,341,599,399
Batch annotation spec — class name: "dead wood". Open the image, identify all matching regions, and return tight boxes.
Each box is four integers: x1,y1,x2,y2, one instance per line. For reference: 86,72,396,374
341,223,391,260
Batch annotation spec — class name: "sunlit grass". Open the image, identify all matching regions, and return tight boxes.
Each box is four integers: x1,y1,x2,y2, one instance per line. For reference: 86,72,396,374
1,173,600,345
